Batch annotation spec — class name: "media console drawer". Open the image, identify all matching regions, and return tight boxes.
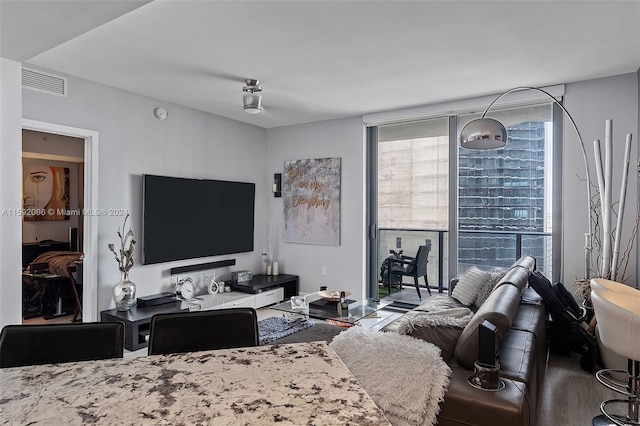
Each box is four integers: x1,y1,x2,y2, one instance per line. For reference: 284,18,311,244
206,287,284,310
255,287,284,308
218,295,255,309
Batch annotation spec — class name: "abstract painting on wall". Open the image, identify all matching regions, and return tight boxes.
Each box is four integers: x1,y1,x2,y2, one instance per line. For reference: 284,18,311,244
283,157,341,245
22,165,70,221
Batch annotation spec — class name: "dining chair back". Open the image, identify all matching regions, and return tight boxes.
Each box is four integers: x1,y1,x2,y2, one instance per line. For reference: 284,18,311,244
147,307,259,356
0,321,124,368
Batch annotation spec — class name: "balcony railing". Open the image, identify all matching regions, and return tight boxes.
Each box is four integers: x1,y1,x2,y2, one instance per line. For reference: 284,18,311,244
377,228,552,294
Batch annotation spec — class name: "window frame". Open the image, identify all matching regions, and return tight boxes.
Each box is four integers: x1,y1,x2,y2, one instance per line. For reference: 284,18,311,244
365,93,564,295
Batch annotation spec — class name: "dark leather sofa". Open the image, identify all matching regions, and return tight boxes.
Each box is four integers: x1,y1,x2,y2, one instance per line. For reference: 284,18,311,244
382,256,547,426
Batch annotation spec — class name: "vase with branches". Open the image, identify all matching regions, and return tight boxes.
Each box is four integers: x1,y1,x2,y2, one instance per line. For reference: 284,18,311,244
109,213,137,311
573,120,637,306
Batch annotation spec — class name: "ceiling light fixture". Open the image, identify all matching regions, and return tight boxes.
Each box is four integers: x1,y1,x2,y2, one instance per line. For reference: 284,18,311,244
459,86,593,278
243,79,262,114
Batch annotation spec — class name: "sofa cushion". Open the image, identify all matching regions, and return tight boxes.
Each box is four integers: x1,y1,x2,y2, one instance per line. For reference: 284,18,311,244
512,302,546,336
512,302,547,400
451,266,490,306
381,296,467,334
521,286,543,305
397,308,473,361
499,329,538,426
454,283,523,369
499,329,536,386
414,294,468,312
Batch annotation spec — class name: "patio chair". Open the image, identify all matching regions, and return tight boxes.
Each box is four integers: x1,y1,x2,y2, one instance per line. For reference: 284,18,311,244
385,242,432,299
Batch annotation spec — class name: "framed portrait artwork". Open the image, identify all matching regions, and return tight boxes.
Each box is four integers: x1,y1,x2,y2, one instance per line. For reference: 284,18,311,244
22,165,70,221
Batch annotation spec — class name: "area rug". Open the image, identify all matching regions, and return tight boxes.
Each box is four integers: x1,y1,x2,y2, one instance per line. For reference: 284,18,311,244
330,327,451,426
258,316,314,345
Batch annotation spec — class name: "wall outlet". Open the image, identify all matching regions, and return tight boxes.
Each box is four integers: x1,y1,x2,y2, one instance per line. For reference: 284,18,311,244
321,267,327,276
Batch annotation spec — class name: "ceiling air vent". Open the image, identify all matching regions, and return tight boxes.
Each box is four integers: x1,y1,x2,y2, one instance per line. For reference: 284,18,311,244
22,67,67,97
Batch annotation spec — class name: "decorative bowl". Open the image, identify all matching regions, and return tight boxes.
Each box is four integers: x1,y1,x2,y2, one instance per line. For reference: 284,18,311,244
317,290,352,302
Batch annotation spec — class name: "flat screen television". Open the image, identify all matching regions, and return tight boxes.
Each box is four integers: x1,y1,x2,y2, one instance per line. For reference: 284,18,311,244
142,174,255,265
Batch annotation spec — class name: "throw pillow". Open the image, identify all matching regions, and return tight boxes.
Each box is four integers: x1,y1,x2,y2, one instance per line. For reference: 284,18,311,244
475,268,508,308
451,266,490,306
397,308,473,361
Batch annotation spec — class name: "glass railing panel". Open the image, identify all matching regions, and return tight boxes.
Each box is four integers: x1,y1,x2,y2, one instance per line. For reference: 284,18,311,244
376,228,551,298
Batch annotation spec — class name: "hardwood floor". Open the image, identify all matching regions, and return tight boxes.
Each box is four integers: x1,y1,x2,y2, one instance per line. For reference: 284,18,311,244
538,352,615,425
22,313,75,325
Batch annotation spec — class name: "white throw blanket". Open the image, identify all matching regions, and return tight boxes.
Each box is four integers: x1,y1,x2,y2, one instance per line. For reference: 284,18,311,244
330,327,451,426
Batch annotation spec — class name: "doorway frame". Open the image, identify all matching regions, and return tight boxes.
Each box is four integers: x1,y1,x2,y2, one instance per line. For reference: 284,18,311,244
22,119,99,322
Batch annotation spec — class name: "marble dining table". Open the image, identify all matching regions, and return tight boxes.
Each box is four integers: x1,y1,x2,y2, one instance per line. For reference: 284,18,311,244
0,341,390,425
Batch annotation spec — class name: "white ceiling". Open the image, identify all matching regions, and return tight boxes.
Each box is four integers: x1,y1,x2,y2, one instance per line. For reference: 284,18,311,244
2,1,639,129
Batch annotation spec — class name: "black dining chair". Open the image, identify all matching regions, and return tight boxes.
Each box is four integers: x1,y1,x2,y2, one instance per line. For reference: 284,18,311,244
385,242,432,299
0,321,124,368
147,308,259,356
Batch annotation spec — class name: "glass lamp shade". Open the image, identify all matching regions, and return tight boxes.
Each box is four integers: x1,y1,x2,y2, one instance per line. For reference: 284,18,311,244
460,117,507,149
243,93,263,114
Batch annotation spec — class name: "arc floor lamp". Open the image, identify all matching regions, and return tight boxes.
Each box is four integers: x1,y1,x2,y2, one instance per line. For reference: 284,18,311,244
459,86,594,279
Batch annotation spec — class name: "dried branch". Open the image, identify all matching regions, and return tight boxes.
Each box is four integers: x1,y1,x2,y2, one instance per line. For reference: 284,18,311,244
108,213,135,275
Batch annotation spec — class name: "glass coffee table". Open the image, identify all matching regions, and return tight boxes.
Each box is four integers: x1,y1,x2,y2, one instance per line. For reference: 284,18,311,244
271,293,391,326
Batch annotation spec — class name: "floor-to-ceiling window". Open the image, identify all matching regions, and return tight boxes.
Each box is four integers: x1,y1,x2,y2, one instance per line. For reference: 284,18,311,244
375,118,450,297
367,102,557,298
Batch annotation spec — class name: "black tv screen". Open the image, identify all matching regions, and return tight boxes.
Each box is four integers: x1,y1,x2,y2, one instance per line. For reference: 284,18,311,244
142,174,255,264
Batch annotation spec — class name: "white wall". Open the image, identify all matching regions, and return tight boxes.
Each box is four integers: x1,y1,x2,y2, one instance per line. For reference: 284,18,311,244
265,73,639,298
3,63,637,328
266,117,366,298
563,73,639,286
0,58,24,326
16,70,269,319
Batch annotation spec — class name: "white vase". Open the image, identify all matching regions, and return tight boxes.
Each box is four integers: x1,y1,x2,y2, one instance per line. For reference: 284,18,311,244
113,271,136,311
